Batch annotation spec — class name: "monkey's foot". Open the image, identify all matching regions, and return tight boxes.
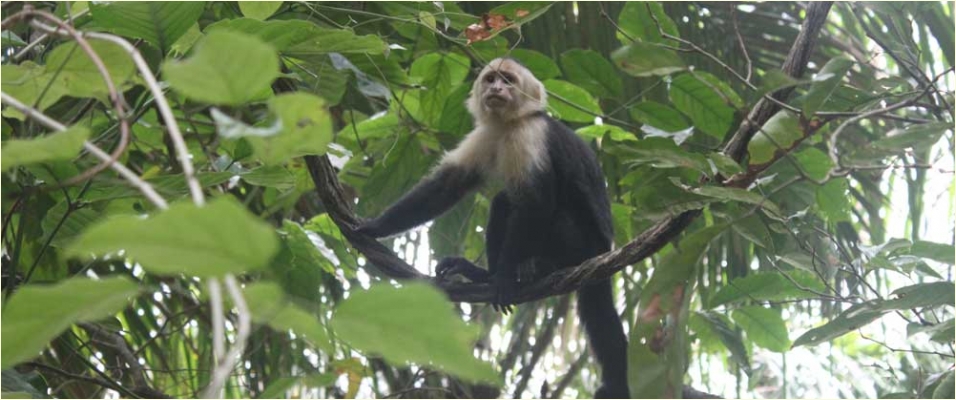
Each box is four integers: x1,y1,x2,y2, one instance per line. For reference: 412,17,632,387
436,257,492,282
492,273,517,315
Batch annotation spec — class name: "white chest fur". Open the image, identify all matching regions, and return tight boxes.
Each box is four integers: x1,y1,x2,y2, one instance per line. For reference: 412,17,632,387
441,118,549,185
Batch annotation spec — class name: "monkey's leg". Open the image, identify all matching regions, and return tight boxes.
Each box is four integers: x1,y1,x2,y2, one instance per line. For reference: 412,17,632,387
486,193,515,314
578,279,629,398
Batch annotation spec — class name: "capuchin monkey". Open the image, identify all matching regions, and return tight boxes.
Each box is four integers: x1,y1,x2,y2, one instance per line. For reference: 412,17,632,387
357,58,629,398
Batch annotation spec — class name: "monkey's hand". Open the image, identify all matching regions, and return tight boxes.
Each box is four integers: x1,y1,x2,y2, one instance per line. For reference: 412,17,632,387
492,272,517,314
435,257,491,282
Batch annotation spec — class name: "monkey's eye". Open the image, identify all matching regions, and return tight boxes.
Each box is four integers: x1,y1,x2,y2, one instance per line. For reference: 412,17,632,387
484,74,497,84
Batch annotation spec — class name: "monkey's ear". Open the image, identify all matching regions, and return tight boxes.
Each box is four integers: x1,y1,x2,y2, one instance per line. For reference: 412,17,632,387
529,79,547,107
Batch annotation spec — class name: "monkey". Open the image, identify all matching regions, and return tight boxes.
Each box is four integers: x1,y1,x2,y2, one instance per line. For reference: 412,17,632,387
357,58,629,398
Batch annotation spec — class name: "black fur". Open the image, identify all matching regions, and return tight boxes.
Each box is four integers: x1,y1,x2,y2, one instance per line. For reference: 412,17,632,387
360,113,629,398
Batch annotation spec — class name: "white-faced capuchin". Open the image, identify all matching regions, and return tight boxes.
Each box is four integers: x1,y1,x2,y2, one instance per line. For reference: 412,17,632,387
357,58,629,398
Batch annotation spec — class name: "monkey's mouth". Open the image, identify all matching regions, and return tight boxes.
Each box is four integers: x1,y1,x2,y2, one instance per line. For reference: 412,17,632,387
484,94,509,108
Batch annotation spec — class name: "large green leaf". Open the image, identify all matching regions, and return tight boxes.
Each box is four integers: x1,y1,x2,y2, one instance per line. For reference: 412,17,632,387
612,41,685,77
164,30,279,105
239,1,282,20
246,93,333,165
331,282,498,384
542,79,603,123
881,282,955,310
206,18,386,57
732,306,791,353
615,2,680,45
871,122,951,152
802,56,854,117
676,183,784,219
911,240,956,265
669,73,734,139
45,41,137,100
243,283,332,352
438,84,475,136
792,301,886,347
747,110,804,165
1,277,140,369
90,1,205,51
0,62,68,119
66,196,279,277
709,272,827,307
620,137,710,173
1,126,89,172
410,53,470,128
357,135,437,216
691,312,750,373
629,101,690,133
509,48,561,80
559,49,622,98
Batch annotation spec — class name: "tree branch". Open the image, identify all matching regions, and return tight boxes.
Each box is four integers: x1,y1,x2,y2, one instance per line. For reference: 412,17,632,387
303,2,835,304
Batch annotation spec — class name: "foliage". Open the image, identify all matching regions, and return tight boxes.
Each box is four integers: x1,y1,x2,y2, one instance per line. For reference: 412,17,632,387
1,1,953,399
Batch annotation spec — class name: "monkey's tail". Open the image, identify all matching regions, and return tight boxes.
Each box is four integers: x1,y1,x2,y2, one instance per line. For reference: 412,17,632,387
577,278,630,398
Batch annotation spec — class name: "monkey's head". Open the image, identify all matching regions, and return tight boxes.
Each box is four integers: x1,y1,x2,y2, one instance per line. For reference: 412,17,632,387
467,58,547,123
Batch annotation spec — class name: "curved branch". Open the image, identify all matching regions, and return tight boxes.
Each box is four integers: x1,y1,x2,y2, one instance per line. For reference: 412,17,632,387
304,2,834,303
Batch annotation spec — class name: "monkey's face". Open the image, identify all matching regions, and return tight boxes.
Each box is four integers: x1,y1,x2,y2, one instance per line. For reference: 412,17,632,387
468,58,547,122
480,69,518,110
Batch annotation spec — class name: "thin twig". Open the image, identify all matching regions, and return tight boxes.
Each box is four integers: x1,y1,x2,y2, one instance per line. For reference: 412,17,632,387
1,91,169,209
730,4,753,83
201,275,251,398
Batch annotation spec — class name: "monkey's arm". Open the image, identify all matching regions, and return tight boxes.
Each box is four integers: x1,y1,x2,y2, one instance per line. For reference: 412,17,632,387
358,165,482,238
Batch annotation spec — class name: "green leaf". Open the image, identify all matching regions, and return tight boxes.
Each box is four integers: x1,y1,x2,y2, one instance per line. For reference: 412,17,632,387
629,101,690,133
331,282,498,384
802,56,854,117
907,318,954,342
911,240,956,265
338,113,403,141
542,79,603,123
747,111,804,165
645,224,727,296
269,220,337,301
559,49,622,98
2,30,27,46
0,276,139,369
669,73,734,139
677,183,784,219
90,1,205,51
620,137,710,173
615,2,680,45
67,197,279,277
612,41,685,77
206,18,386,57
243,283,332,352
816,178,850,223
41,200,101,248
576,124,636,142
709,153,744,176
239,1,282,20
1,126,89,172
247,93,333,165
732,306,791,352
693,71,744,109
46,41,137,99
692,312,751,373
242,166,297,190
882,282,955,310
0,62,68,119
710,272,827,307
872,122,951,152
164,30,279,105
792,301,886,347
410,53,470,128
509,49,561,80
438,84,474,136
932,371,954,399
357,135,437,216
